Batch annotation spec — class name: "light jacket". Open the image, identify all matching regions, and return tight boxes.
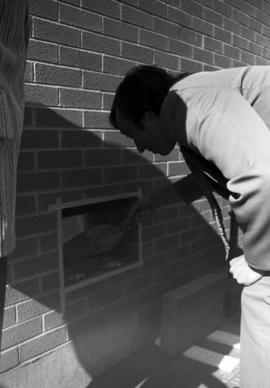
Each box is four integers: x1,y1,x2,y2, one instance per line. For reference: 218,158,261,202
161,66,270,271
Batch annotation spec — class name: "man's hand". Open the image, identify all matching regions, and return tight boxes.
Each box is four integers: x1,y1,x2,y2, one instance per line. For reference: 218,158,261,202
122,195,157,230
229,255,263,286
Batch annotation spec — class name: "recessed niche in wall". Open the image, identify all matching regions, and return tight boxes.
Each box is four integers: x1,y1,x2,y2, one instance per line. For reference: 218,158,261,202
49,190,142,312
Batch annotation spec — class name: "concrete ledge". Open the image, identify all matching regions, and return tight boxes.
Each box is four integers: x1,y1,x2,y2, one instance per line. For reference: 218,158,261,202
161,270,227,357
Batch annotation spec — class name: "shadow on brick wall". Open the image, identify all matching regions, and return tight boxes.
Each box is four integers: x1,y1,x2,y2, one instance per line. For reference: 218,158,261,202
3,105,241,384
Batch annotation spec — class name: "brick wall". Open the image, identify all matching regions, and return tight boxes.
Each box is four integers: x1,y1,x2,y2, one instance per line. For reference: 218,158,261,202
1,0,270,376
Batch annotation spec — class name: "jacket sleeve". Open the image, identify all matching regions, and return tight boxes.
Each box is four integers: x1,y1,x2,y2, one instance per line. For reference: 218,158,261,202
161,87,270,271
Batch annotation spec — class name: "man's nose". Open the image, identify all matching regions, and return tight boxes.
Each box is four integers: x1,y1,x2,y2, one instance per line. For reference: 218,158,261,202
135,141,145,153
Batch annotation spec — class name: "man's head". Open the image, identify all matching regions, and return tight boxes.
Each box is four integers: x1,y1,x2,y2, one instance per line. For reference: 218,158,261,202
110,65,176,155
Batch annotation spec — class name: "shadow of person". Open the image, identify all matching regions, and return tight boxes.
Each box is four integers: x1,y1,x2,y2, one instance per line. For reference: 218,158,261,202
85,341,234,388
1,104,241,386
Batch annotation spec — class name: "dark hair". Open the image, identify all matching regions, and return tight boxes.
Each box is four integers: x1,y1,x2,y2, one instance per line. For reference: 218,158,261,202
110,65,187,129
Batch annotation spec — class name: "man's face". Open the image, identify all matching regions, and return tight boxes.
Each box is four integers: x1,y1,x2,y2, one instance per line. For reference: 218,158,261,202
115,109,176,155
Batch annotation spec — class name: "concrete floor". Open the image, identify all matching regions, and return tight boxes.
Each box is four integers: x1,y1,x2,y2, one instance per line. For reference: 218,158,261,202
87,316,240,388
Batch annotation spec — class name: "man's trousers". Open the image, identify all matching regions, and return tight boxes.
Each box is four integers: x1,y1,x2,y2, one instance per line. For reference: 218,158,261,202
241,275,270,387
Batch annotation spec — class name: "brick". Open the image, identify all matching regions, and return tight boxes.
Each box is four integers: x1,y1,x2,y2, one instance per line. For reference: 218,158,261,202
39,233,58,252
27,39,58,63
17,152,35,172
167,217,190,235
14,252,58,280
167,8,192,28
5,280,39,306
33,18,81,47
30,0,57,20
20,327,68,363
0,348,19,373
104,18,138,43
154,235,178,253
233,8,251,26
241,50,256,64
68,296,138,337
61,0,80,5
123,149,153,164
154,18,180,39
62,168,103,188
41,271,59,293
169,40,192,57
61,130,103,148
204,37,224,54
24,84,58,106
203,8,223,26
17,298,52,323
214,1,232,17
59,3,102,33
192,17,214,36
214,27,231,44
249,17,262,34
143,224,166,243
21,129,59,149
82,0,120,18
24,61,34,83
1,317,42,350
181,0,203,17
214,53,232,68
103,93,114,110
154,205,178,223
35,108,83,128
16,214,56,238
122,42,153,63
37,150,83,170
44,310,65,330
66,280,106,304
60,88,102,109
140,29,168,50
103,56,137,76
233,35,249,50
84,111,111,129
104,166,138,183
249,42,262,56
224,17,241,35
124,274,153,296
139,163,167,179
153,262,179,283
36,63,82,88
167,244,191,262
168,161,186,176
85,149,121,167
59,46,102,72
10,237,38,261
82,31,120,56
17,172,61,193
122,5,154,29
83,71,121,92
180,28,203,47
3,307,16,329
224,44,241,60
88,287,123,312
154,50,179,70
38,190,84,212
241,25,256,41
138,0,167,17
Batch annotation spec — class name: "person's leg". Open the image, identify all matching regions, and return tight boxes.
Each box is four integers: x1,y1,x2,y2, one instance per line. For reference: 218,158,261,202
0,257,7,349
240,275,270,387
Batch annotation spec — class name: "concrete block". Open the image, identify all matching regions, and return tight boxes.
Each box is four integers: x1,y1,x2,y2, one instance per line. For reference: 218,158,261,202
161,270,227,357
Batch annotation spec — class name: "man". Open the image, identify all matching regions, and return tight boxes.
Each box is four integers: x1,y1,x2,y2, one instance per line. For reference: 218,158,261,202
110,64,270,387
0,0,29,348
